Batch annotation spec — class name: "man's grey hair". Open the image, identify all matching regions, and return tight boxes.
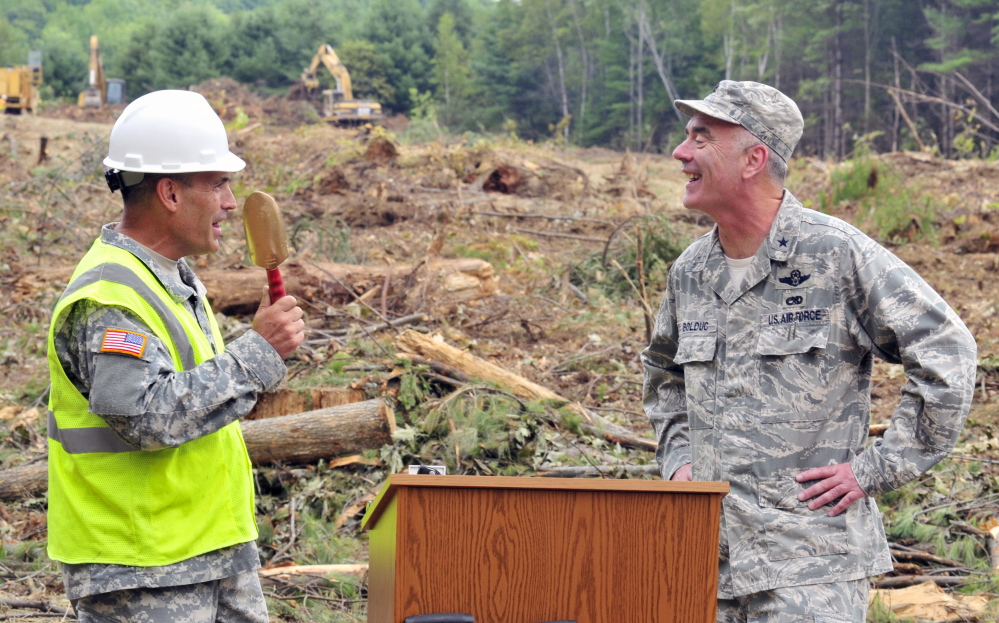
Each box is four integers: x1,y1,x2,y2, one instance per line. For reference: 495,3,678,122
737,131,787,186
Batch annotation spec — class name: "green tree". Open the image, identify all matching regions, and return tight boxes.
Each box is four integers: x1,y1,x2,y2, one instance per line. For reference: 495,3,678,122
361,0,432,112
227,7,290,87
120,5,232,93
39,26,88,99
0,14,28,66
427,0,475,48
118,22,161,95
466,0,523,131
432,12,471,127
337,39,394,106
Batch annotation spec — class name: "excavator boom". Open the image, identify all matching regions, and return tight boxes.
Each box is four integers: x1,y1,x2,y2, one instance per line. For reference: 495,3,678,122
77,36,125,108
299,44,380,125
79,35,105,108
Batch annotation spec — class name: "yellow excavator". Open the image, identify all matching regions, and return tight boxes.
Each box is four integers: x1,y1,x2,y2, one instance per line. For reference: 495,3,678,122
78,36,125,108
300,44,383,125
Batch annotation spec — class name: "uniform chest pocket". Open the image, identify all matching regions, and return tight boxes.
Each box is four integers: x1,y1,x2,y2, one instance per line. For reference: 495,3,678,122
674,333,717,430
757,318,830,355
674,334,717,364
756,316,832,420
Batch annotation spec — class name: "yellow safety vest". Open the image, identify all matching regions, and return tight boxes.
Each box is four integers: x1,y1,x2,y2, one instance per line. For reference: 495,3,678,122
46,238,257,566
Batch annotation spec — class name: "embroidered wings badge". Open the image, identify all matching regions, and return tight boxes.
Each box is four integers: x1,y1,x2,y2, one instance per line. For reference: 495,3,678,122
778,269,811,287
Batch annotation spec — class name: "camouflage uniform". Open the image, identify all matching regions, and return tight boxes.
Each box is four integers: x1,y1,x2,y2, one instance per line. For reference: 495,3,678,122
642,192,977,604
717,578,868,623
53,224,286,619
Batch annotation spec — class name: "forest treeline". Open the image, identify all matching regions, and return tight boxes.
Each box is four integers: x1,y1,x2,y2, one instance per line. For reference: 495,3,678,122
3,0,999,158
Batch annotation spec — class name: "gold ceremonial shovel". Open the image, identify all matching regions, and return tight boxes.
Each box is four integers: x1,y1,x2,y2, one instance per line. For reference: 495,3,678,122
243,191,289,304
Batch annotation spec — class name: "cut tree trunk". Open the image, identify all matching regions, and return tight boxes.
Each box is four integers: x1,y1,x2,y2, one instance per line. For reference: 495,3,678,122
200,259,498,315
16,258,499,316
0,399,395,501
394,329,656,452
247,387,367,421
0,463,47,502
241,398,395,465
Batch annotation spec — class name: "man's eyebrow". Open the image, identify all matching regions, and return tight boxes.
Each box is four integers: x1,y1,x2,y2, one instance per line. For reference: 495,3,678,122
689,124,711,136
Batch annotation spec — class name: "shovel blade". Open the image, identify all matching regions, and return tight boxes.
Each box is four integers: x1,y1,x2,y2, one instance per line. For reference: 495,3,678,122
243,191,289,270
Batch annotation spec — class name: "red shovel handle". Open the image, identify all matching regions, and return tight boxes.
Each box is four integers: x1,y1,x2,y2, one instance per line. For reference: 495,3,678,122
266,268,286,304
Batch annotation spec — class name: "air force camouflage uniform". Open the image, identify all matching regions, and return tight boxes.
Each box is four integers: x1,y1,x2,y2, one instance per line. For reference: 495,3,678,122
642,192,977,607
51,224,286,621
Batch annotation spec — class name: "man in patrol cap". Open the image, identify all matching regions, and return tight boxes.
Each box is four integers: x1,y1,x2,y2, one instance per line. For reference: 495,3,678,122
46,90,305,622
642,80,977,621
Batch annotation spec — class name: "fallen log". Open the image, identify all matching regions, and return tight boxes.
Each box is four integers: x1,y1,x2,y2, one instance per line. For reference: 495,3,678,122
0,463,46,502
888,548,965,568
241,398,395,465
394,329,657,452
0,599,72,616
17,258,499,316
199,259,498,315
246,387,368,421
0,399,395,501
873,575,969,589
258,564,367,578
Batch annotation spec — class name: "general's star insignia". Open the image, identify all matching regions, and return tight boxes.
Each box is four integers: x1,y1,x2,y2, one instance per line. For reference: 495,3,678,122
778,237,788,247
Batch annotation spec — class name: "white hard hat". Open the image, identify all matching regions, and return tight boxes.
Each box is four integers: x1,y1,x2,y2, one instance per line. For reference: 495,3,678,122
103,90,246,174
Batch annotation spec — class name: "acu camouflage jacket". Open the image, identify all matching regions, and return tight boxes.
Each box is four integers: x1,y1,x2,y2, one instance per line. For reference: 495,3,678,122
642,191,977,597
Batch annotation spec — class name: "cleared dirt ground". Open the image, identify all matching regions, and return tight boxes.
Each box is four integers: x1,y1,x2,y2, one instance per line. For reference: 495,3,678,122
2,82,999,621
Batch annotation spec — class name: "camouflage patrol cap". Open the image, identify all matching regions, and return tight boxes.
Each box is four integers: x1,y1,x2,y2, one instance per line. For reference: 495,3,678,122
674,80,803,162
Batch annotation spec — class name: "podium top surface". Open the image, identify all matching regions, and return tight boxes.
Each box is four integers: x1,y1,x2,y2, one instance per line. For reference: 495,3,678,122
361,475,729,530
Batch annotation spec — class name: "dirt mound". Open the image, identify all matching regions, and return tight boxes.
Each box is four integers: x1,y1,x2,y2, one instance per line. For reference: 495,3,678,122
192,77,266,122
317,167,350,195
192,78,319,127
39,102,124,123
365,138,397,162
337,194,415,227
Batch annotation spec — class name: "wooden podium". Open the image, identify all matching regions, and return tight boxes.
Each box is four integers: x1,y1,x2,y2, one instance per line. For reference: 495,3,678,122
362,475,728,623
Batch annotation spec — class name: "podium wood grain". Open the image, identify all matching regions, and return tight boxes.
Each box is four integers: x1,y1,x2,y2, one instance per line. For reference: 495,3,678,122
364,476,728,623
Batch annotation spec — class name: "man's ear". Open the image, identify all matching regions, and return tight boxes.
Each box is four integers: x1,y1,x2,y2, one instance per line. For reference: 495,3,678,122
743,144,769,181
155,177,183,213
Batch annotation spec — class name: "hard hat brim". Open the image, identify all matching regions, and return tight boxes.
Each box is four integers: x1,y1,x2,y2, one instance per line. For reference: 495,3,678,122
103,151,246,175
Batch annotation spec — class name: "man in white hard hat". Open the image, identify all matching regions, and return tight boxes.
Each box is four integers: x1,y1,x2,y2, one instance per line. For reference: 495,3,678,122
642,81,976,621
46,90,304,622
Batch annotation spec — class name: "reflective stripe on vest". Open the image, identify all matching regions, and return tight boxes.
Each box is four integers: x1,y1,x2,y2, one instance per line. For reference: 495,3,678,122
59,263,196,370
47,410,138,453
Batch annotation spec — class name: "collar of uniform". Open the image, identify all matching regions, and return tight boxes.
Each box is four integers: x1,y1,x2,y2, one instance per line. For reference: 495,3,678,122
687,226,718,272
100,224,198,304
765,190,802,262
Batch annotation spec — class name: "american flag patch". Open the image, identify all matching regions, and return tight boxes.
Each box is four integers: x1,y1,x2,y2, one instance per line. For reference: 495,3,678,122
101,329,147,358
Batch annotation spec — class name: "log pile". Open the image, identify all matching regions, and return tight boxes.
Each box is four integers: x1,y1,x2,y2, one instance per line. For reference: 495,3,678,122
0,398,394,502
199,259,498,315
15,257,499,316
